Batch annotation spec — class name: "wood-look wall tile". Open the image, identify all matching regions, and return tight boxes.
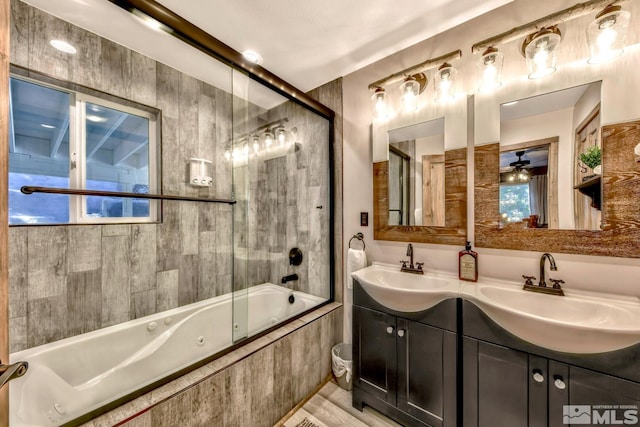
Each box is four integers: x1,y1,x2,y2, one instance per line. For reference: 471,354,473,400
178,255,199,306
67,24,102,90
156,64,181,194
119,411,152,427
28,6,70,81
197,204,216,232
197,252,216,300
249,345,277,426
10,0,30,68
150,389,192,427
27,227,67,300
102,224,131,237
191,374,225,427
67,226,101,273
101,235,131,327
156,200,180,271
9,227,28,319
131,289,157,319
273,335,295,417
130,224,157,293
27,295,66,347
129,51,157,107
156,269,179,312
100,38,131,100
223,358,252,427
216,273,232,298
67,269,101,337
9,316,27,353
180,202,199,255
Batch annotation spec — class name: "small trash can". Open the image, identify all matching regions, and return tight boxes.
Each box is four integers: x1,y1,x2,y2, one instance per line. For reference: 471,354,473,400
331,343,352,391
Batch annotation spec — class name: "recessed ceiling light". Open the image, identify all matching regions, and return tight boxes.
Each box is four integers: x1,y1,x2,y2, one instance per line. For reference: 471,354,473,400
50,39,77,54
503,101,519,106
242,50,263,65
86,115,108,123
41,124,56,129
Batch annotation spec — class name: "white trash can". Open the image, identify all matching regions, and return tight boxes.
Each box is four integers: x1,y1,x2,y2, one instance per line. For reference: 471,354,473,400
331,343,353,391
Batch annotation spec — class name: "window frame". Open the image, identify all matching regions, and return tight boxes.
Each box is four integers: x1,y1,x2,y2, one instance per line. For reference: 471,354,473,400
9,73,160,225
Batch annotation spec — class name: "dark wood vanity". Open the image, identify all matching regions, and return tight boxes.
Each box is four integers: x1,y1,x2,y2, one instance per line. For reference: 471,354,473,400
353,280,640,427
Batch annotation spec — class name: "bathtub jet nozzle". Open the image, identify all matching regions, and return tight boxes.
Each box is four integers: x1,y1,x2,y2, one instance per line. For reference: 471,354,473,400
281,274,299,284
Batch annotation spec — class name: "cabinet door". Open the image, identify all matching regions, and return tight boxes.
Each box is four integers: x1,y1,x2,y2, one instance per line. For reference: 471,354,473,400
555,364,640,426
397,319,457,427
463,338,530,427
353,306,397,404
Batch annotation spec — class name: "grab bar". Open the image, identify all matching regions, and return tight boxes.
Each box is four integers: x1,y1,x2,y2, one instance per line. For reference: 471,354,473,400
0,361,28,390
20,186,236,205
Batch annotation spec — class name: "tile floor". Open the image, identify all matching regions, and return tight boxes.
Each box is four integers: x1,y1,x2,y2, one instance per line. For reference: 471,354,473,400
278,380,402,427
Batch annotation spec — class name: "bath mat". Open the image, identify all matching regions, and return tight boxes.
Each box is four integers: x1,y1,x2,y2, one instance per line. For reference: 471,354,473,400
295,417,321,427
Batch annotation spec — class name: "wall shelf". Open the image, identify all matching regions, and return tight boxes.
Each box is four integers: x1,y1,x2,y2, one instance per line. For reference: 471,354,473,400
573,175,601,210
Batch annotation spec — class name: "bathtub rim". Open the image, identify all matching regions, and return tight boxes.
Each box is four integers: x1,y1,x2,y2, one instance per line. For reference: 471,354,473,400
53,296,337,427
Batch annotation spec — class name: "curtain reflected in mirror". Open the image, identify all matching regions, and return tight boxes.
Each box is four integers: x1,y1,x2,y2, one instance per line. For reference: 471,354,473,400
387,118,445,227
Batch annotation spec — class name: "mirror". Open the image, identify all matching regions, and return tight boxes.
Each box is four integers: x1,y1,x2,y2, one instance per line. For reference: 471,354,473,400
499,82,602,231
387,118,445,227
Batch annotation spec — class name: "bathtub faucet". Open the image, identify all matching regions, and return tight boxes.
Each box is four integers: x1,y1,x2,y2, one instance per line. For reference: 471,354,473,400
281,274,299,284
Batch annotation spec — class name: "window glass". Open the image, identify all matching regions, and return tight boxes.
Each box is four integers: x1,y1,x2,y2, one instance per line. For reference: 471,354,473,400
8,77,157,224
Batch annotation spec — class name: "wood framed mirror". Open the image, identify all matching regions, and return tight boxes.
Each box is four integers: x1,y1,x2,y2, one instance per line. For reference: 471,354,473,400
372,99,468,245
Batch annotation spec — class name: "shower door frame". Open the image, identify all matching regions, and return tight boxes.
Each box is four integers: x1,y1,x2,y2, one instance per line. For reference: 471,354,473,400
1,0,10,423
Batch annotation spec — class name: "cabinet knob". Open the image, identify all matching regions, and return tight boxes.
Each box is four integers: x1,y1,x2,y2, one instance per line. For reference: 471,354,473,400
532,369,544,383
397,329,405,338
554,376,566,390
386,326,394,335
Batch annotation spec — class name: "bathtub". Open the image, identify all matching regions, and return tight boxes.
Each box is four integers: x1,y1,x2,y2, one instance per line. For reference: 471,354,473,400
10,283,325,426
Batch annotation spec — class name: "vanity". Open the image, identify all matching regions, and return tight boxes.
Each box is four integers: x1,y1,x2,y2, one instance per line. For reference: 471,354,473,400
352,264,640,427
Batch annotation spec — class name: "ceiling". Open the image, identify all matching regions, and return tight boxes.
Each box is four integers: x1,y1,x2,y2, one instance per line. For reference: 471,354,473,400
24,0,513,94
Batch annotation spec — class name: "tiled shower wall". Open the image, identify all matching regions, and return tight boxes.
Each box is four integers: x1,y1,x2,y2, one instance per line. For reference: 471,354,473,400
8,0,235,351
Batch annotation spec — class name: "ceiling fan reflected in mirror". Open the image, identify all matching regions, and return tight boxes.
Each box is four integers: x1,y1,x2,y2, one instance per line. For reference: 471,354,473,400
507,150,531,183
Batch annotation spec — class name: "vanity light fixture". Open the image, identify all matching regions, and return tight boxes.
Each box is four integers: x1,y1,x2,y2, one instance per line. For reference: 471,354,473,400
522,26,562,79
275,127,287,144
587,4,630,64
252,135,260,153
263,131,274,148
50,39,77,54
371,87,389,120
400,75,422,112
478,47,504,93
434,63,458,103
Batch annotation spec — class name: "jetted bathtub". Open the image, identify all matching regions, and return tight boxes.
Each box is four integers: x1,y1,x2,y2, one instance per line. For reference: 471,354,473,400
10,283,325,426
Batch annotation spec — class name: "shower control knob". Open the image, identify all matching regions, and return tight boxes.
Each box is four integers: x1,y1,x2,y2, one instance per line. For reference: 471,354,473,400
386,326,394,334
397,329,405,338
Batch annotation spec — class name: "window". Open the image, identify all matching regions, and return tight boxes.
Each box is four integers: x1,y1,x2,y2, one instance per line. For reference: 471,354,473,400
9,76,158,225
499,183,531,223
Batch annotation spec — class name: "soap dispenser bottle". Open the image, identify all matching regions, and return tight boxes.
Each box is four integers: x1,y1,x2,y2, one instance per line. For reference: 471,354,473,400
459,241,478,282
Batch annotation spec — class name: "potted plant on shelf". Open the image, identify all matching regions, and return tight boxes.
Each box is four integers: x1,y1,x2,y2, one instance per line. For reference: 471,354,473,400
578,145,602,180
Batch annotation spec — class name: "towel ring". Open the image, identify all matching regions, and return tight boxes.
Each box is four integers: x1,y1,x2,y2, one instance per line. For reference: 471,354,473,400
349,232,365,250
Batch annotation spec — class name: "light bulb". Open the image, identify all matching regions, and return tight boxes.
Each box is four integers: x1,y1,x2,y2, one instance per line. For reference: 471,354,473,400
478,47,503,93
372,88,388,120
400,76,420,112
264,132,273,147
243,144,249,155
523,27,561,79
587,5,629,64
252,136,260,153
435,63,457,103
224,150,231,161
276,128,286,144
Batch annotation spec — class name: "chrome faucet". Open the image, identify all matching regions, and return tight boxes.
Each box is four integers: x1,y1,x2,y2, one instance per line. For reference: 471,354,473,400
400,243,424,274
522,252,564,296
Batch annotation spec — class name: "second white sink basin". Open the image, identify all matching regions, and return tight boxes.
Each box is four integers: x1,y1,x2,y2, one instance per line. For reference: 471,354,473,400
352,264,458,312
469,284,640,354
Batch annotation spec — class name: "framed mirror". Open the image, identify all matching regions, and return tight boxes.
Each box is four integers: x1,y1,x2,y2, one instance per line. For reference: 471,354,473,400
373,100,467,245
475,80,640,258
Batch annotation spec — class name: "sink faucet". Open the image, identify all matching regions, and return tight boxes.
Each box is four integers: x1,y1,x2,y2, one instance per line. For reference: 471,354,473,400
539,252,557,288
522,252,564,296
400,243,424,274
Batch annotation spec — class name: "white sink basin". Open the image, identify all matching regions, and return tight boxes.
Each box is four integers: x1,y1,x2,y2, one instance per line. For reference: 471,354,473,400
469,284,640,354
351,264,458,312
